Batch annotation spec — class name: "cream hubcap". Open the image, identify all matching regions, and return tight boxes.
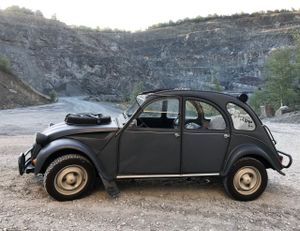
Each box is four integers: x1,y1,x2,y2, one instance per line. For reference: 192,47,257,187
54,165,88,196
233,166,262,195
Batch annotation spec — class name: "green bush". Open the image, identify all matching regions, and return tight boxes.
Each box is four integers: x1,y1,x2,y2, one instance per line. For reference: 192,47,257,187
0,56,11,74
49,90,58,102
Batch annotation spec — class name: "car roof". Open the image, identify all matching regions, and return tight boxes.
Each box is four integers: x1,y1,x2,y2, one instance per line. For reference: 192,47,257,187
140,89,244,104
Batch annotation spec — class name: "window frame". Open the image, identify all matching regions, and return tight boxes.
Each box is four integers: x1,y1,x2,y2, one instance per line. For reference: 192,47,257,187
130,96,181,131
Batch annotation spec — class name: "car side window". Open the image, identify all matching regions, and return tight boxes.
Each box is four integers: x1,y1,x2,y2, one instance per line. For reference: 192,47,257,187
226,103,255,131
137,98,179,129
139,100,163,118
185,100,226,130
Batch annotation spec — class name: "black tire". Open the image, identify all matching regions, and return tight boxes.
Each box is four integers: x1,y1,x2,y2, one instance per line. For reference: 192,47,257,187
44,154,96,201
223,157,268,201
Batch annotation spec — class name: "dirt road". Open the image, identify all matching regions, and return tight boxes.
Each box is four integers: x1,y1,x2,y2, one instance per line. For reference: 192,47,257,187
0,97,121,136
0,99,299,230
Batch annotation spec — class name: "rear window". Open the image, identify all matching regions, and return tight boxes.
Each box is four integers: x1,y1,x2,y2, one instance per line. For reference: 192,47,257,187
226,103,255,131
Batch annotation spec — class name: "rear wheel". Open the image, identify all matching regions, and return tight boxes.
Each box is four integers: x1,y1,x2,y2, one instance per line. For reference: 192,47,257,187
223,158,268,201
44,154,96,201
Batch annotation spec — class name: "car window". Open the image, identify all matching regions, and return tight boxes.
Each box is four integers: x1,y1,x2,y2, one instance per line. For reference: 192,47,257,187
139,100,163,118
166,99,180,119
137,98,179,129
185,101,198,119
185,100,226,130
226,103,255,131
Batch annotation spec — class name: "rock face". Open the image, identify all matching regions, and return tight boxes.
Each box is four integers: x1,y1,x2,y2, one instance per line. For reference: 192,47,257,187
0,70,50,109
116,12,299,92
0,10,300,100
0,11,155,100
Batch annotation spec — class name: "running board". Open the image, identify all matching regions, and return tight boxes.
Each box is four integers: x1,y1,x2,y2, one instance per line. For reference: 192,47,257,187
116,173,219,179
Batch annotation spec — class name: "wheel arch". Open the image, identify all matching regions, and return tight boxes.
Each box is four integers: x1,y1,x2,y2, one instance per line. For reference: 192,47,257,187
221,144,282,176
34,138,110,180
39,148,93,174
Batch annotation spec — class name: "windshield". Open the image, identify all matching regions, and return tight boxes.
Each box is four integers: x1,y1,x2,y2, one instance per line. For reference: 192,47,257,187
125,94,147,118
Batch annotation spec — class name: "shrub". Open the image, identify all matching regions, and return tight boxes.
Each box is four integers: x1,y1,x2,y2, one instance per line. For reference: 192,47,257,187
0,56,11,74
49,90,58,102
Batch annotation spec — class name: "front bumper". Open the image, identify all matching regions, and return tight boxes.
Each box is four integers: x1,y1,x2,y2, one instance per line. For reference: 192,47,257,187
18,147,35,175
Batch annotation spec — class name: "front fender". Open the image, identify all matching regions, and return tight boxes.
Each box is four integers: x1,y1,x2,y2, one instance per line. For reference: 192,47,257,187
221,143,283,176
34,138,110,180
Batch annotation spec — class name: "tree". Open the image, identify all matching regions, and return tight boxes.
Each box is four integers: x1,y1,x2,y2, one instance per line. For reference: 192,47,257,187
35,10,44,18
264,48,296,106
210,68,222,92
130,82,145,103
250,35,300,113
212,78,222,92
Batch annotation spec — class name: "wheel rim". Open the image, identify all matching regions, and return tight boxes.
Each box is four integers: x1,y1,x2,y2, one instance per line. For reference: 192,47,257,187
54,165,88,196
233,166,262,196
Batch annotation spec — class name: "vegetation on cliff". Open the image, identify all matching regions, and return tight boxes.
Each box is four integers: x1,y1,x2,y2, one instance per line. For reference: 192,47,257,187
148,9,300,29
1,5,44,18
0,56,11,74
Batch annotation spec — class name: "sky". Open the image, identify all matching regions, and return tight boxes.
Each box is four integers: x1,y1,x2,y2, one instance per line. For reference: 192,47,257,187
1,0,300,31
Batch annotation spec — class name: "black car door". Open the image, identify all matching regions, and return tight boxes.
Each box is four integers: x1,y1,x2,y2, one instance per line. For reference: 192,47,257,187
118,97,181,175
181,98,230,174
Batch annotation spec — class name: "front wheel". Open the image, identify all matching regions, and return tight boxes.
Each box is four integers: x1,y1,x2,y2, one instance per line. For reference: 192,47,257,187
44,154,96,201
223,158,268,201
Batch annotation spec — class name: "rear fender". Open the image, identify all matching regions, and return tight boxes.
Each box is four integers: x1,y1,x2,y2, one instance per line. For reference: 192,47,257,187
221,144,283,176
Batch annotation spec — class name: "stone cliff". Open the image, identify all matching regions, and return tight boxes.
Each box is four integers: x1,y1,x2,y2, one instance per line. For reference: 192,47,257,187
0,10,155,101
116,12,300,92
0,9,300,100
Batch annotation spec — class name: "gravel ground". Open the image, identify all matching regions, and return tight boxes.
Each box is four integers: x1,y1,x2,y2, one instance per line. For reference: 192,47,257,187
262,111,300,124
0,99,299,230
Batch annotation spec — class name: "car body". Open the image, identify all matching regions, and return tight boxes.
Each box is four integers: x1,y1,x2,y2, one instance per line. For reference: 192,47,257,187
18,89,292,201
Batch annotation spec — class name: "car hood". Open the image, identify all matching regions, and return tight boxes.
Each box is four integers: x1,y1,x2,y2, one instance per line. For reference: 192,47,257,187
42,119,119,141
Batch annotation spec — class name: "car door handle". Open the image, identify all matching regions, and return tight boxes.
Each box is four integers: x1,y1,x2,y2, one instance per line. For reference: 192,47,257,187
224,133,230,139
174,132,180,138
